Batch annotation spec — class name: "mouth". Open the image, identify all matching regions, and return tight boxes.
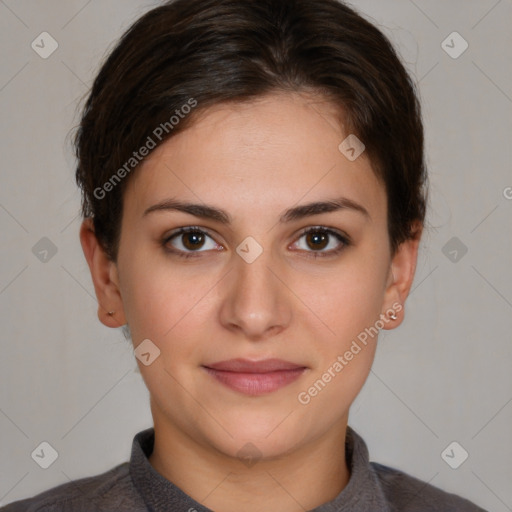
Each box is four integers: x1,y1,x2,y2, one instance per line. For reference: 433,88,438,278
202,358,308,396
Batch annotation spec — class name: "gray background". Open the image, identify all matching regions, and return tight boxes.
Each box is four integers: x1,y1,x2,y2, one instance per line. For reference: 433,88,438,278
1,0,511,510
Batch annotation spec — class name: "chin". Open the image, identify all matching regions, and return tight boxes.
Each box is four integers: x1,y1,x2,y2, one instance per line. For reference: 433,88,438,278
213,429,300,463
204,410,313,459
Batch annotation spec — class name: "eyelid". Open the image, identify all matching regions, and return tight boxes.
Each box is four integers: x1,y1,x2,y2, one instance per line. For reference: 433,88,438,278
295,225,351,244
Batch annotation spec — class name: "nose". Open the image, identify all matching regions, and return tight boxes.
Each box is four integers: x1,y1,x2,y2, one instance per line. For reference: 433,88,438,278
218,245,292,341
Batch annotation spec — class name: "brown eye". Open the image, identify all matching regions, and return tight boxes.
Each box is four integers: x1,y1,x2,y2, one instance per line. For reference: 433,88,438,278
181,231,206,251
292,227,350,258
163,227,220,257
305,230,329,251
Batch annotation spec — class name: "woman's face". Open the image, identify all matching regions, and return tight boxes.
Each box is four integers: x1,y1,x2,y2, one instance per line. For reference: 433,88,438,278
92,92,417,460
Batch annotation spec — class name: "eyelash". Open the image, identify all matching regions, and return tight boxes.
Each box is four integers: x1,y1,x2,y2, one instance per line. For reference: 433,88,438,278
161,226,351,260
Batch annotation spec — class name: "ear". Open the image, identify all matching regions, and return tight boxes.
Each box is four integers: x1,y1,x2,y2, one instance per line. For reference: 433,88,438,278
79,218,127,328
380,222,422,330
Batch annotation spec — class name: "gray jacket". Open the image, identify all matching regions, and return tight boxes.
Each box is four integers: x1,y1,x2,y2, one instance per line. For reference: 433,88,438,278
1,427,487,511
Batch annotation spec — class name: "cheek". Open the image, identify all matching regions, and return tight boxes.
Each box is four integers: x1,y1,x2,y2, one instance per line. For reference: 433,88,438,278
119,251,217,347
292,244,388,403
303,256,387,345
293,272,383,421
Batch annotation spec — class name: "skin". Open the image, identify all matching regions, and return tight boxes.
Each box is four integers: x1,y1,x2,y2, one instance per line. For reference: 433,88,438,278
80,91,421,512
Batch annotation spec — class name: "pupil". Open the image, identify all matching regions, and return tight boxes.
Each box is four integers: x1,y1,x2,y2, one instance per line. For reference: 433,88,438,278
183,232,204,250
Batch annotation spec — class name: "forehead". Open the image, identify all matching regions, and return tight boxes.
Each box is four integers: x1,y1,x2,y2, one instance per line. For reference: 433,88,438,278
124,92,385,221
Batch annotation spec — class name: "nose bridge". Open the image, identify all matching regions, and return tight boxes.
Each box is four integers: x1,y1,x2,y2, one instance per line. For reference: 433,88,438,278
219,242,291,339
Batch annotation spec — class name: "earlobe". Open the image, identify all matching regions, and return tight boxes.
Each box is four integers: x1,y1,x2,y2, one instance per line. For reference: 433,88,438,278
79,218,127,328
381,223,423,330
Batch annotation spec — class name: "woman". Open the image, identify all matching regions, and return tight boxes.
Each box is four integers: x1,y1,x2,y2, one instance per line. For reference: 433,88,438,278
2,0,486,510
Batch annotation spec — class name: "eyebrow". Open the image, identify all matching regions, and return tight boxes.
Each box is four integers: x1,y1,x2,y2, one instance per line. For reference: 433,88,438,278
143,196,370,223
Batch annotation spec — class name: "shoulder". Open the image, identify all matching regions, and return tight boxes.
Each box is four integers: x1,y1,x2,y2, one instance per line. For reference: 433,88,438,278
371,462,488,511
0,462,145,512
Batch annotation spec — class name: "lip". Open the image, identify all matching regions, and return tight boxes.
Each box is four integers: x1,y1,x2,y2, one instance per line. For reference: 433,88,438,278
202,358,307,396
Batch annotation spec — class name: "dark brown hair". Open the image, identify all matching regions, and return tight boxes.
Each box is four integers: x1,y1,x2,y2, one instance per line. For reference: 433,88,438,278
74,0,427,260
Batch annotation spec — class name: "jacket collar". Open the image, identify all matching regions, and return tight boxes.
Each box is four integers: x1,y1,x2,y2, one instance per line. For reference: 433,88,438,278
129,426,390,511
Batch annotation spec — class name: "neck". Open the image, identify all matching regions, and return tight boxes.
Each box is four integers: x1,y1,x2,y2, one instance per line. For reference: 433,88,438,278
148,414,350,512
